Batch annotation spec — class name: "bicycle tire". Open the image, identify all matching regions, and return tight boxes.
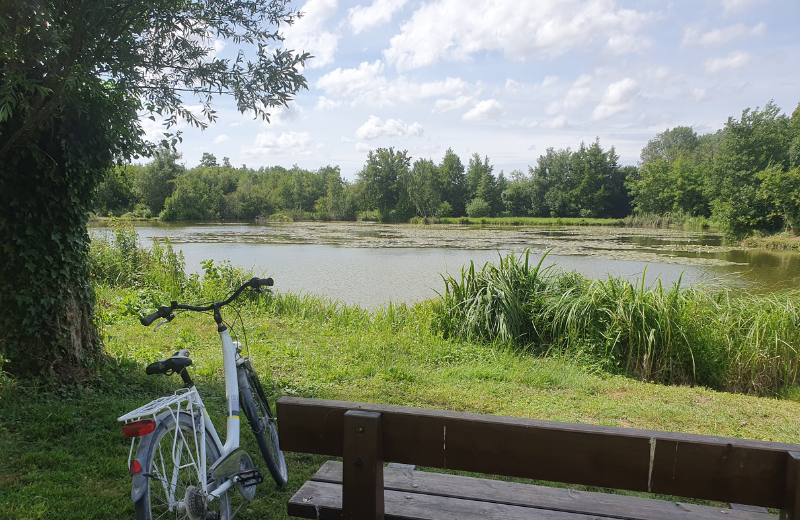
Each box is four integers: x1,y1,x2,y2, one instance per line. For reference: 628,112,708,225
237,364,288,487
133,411,231,520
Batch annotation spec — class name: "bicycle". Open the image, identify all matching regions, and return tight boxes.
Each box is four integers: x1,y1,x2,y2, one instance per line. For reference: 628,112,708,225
118,277,287,520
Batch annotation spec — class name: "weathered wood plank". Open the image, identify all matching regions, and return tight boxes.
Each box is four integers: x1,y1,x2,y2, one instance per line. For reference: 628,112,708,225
310,460,775,520
277,397,800,508
781,452,800,520
731,504,771,513
342,411,383,520
289,480,606,520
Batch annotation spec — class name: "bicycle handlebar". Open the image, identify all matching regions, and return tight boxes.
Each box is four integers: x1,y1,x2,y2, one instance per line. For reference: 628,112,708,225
139,277,273,326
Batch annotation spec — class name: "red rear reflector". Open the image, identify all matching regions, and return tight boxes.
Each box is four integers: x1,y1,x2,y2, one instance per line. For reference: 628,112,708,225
130,460,142,475
122,419,156,437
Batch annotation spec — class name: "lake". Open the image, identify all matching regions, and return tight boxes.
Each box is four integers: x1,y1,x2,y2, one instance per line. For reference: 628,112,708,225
89,221,800,307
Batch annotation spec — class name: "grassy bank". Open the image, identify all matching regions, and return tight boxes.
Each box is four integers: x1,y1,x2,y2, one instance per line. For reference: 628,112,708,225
740,232,800,250
2,286,800,520
621,212,717,229
420,216,622,226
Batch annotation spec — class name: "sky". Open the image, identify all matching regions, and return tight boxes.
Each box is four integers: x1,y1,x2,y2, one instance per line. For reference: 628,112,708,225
143,0,800,180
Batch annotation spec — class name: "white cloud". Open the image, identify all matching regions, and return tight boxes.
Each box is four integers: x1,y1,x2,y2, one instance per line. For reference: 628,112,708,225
540,76,559,88
212,40,226,54
462,99,503,122
693,88,709,101
605,34,652,55
383,0,653,70
316,60,481,107
245,131,313,157
355,142,371,152
213,135,230,144
355,115,424,140
348,0,408,34
542,115,568,128
591,78,639,120
432,96,476,113
719,0,767,15
316,96,344,111
643,66,670,84
547,74,594,115
267,102,304,126
505,79,523,92
282,0,339,68
683,23,766,47
705,51,752,73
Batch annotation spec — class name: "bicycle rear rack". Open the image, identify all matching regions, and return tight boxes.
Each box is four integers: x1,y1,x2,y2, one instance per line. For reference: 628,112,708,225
118,387,205,471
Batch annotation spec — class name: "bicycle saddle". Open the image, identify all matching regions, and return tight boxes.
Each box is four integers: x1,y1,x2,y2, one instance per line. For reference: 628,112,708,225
146,349,193,375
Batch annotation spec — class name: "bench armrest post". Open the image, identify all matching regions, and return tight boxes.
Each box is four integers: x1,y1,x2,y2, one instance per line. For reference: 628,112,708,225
782,452,800,520
343,410,384,520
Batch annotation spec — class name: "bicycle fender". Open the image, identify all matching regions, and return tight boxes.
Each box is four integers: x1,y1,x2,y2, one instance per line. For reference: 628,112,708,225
131,439,154,502
130,410,196,503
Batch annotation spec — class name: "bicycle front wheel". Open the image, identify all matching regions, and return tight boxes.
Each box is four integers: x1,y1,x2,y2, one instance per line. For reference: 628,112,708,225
133,411,231,520
237,364,288,487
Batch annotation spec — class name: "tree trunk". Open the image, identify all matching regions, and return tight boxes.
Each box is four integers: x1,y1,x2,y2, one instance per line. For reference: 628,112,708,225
0,126,102,378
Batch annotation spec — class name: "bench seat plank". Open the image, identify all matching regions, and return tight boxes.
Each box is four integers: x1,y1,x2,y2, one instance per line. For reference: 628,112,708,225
289,480,606,520
288,461,775,520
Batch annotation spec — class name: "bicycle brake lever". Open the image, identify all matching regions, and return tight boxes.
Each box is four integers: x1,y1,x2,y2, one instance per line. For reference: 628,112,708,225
154,314,176,332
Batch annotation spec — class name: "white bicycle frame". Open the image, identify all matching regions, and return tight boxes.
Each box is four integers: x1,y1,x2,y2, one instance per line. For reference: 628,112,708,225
118,327,243,506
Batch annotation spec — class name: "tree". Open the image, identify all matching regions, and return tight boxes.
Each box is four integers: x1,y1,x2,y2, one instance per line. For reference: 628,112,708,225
709,101,793,236
501,170,532,216
627,159,673,214
200,153,219,168
406,159,442,219
0,0,309,376
94,164,140,215
357,148,411,221
640,126,699,164
136,146,184,214
438,148,467,216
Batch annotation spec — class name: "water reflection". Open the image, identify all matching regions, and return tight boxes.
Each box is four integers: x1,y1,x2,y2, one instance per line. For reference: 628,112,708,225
89,221,799,306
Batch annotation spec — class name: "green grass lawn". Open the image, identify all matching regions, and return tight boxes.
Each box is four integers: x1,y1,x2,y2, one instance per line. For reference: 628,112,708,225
2,291,799,520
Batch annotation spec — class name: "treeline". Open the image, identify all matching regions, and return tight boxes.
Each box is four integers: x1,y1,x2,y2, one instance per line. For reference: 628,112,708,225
95,100,800,237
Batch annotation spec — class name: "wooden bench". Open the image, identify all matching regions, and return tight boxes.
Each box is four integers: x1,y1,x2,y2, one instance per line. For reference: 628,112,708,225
277,397,800,520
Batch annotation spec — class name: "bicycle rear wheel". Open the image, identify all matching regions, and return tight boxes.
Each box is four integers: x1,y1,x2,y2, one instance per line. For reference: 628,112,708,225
237,364,288,487
133,411,231,520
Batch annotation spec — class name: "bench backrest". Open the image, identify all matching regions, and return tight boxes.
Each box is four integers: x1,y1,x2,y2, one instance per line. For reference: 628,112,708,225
277,397,800,514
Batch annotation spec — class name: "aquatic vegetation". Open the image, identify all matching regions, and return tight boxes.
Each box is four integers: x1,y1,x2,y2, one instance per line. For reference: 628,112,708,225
434,251,800,395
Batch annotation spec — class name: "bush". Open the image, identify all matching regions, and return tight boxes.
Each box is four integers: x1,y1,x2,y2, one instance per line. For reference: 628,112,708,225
466,198,490,218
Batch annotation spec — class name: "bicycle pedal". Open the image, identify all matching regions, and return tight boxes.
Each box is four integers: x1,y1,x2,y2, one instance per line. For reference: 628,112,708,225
204,513,220,520
234,468,264,486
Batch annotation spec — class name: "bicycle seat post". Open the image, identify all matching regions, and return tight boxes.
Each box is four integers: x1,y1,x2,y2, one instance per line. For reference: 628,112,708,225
179,368,194,388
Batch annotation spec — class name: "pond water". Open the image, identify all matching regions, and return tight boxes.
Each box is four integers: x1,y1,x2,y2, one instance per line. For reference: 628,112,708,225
89,221,800,307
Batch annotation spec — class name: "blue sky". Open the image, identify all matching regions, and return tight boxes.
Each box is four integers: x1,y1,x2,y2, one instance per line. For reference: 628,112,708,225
144,0,800,180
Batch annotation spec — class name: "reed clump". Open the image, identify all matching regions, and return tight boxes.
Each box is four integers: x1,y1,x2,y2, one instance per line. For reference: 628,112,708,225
433,251,800,396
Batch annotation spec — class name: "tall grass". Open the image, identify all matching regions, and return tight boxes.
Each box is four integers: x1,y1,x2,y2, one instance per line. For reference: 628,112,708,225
623,211,716,229
434,251,800,395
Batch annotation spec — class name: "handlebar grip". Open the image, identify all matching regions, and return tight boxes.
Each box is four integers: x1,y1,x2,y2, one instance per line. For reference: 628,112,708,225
140,305,172,326
252,277,274,288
